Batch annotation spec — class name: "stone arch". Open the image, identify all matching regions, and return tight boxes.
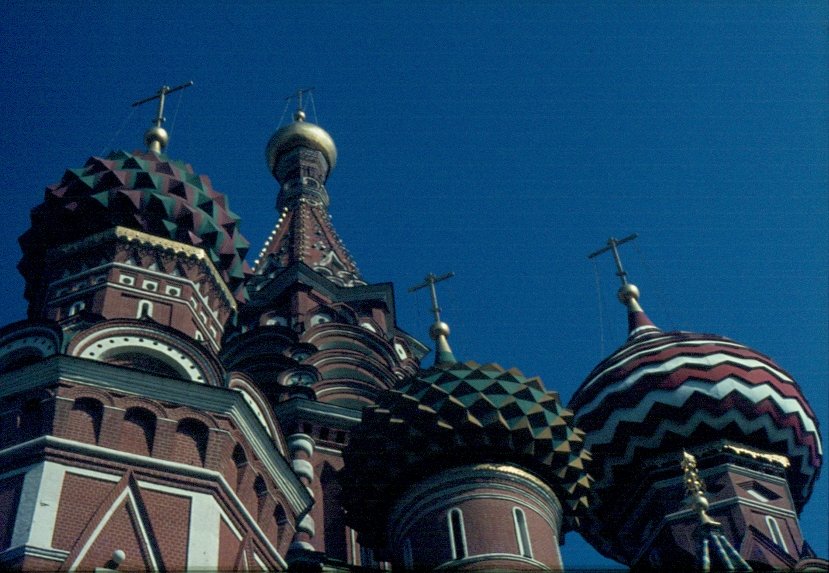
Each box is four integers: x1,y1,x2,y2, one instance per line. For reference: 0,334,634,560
68,320,225,386
227,375,285,455
0,322,61,374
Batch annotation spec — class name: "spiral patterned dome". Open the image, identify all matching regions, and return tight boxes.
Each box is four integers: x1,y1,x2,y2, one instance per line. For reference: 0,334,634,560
19,150,251,302
568,302,822,560
340,360,592,548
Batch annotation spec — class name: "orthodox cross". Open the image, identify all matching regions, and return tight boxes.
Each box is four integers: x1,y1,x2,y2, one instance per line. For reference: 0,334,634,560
285,87,315,113
132,81,194,128
588,233,638,285
409,272,455,325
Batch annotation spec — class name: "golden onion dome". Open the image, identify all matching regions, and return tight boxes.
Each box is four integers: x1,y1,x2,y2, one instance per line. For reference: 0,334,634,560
266,110,337,180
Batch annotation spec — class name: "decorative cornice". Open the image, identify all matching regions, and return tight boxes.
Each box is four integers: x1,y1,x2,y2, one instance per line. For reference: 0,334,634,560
49,226,237,311
0,544,69,564
724,443,790,469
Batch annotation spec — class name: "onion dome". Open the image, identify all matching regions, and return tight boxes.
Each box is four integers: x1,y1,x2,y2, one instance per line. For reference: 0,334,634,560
18,150,251,304
568,283,822,558
266,110,337,185
340,359,593,548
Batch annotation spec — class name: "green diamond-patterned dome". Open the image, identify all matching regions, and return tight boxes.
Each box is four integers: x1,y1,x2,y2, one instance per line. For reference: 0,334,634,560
19,150,251,305
340,360,593,548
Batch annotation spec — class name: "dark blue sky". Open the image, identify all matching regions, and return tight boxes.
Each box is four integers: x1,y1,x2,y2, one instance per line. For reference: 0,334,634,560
1,2,826,567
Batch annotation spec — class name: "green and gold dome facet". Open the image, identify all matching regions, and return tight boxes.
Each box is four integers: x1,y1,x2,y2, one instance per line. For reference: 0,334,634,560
340,359,593,547
19,150,251,304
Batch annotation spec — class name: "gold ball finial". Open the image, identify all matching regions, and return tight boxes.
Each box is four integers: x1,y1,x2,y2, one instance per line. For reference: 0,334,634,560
429,321,450,340
617,283,640,304
144,126,169,154
294,109,306,121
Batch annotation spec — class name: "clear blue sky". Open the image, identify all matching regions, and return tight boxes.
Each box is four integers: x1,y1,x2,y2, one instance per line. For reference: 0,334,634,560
1,2,826,567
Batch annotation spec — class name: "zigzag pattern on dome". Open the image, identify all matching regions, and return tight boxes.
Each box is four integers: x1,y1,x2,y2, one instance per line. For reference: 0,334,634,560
340,360,592,548
19,150,251,301
570,331,822,508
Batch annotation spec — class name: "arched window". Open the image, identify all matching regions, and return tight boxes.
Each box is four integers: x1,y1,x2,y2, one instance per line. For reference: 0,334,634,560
231,443,247,489
765,516,789,554
70,398,103,444
254,474,269,517
175,418,208,466
274,503,288,547
121,407,156,457
513,507,533,558
447,508,467,560
137,300,153,319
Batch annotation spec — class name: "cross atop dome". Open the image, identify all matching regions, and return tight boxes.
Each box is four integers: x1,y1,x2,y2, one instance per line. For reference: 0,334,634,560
286,87,315,120
589,233,659,339
409,272,456,366
131,81,194,154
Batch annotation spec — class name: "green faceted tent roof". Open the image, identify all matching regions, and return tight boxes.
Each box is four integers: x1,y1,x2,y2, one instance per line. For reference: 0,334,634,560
19,150,251,303
340,360,593,549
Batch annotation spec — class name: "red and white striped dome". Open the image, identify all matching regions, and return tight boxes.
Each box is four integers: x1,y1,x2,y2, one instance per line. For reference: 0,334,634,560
568,292,822,511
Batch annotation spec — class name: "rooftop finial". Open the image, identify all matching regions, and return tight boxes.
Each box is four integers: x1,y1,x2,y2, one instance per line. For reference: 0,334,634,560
132,81,194,154
588,233,641,310
588,233,638,287
681,451,721,527
589,233,659,338
286,87,315,122
409,272,456,366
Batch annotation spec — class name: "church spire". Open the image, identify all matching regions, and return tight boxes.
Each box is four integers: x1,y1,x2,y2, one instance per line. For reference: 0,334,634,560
409,272,456,366
589,234,660,339
255,95,363,287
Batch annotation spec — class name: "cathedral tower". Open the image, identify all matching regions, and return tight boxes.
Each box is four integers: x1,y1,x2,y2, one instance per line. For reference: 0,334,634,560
0,88,310,571
221,100,427,567
568,238,824,570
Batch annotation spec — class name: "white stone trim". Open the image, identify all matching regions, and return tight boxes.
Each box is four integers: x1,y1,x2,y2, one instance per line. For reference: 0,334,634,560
434,552,549,570
447,507,467,560
390,465,560,545
187,492,221,570
10,462,65,549
291,459,313,481
69,486,160,571
512,506,533,559
73,331,204,383
0,358,309,512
